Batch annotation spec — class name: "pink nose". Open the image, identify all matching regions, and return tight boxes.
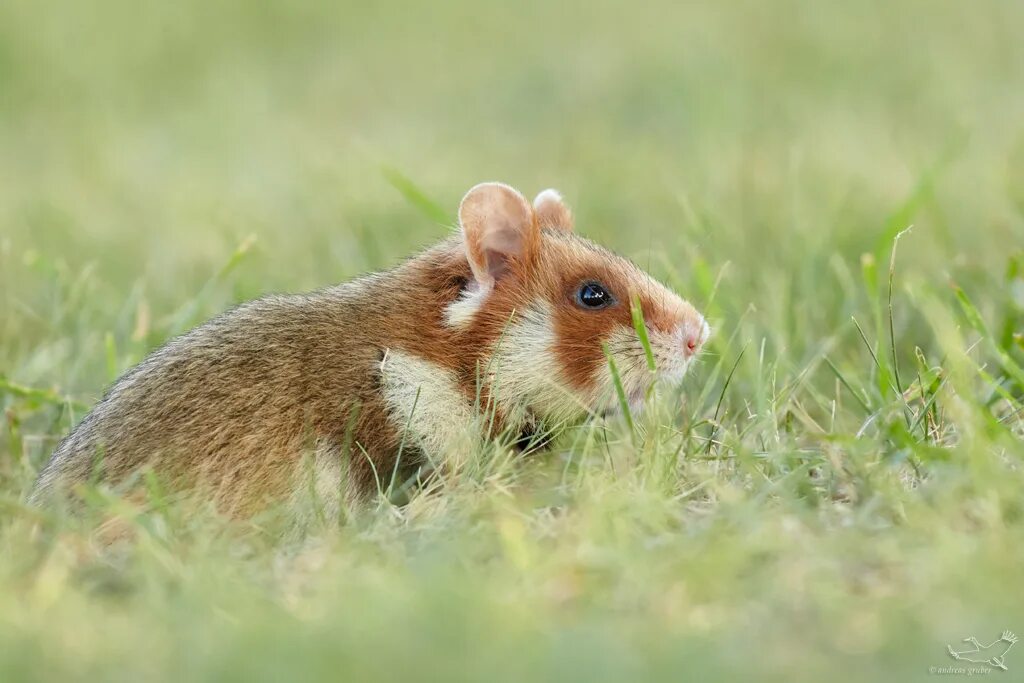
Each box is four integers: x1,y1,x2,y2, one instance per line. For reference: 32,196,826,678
682,319,709,357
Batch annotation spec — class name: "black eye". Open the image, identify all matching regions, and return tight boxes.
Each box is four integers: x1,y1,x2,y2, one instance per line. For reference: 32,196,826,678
576,282,613,309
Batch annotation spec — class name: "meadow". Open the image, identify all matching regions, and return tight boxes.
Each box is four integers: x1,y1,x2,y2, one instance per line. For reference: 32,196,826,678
2,1,1024,680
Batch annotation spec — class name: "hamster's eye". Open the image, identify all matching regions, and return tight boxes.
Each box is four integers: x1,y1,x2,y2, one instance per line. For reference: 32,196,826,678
576,282,613,309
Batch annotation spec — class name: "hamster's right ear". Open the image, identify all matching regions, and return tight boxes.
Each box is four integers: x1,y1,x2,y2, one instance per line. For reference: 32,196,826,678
533,189,573,232
459,182,538,289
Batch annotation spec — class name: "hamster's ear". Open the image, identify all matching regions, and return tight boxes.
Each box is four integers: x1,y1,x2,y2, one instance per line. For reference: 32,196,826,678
533,189,573,232
459,182,538,288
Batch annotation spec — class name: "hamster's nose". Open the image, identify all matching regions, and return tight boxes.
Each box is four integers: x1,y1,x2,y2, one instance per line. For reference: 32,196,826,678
682,318,710,357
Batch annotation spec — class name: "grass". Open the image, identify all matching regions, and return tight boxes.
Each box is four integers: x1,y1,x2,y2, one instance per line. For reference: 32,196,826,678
2,0,1024,680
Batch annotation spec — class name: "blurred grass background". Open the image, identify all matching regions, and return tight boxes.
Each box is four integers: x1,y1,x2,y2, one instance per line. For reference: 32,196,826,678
2,0,1024,681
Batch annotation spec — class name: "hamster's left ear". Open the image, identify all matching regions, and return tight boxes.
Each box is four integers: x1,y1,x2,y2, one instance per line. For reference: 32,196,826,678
533,189,573,232
459,182,539,289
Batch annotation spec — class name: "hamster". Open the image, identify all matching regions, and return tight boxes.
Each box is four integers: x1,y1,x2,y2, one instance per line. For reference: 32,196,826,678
29,182,710,516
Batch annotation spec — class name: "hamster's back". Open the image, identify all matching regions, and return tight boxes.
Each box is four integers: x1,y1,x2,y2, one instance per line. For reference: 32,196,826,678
30,282,388,513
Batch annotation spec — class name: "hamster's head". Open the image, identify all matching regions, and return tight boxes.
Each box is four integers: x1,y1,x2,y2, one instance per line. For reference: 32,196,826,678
450,182,710,425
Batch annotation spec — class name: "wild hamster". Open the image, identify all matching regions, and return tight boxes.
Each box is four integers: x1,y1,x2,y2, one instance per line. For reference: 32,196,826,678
30,182,710,516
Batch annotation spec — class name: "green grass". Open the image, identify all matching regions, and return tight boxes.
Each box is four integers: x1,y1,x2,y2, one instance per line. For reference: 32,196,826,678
2,0,1024,680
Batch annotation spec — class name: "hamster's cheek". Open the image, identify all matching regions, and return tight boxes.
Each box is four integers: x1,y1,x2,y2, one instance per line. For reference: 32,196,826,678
595,326,656,402
551,314,611,393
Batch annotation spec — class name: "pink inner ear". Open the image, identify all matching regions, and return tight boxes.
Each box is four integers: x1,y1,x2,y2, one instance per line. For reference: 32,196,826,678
486,222,524,256
483,248,511,280
478,219,527,282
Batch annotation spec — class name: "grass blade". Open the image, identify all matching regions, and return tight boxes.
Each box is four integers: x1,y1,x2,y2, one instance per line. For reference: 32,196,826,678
705,345,747,455
955,284,1024,391
602,343,635,441
630,294,657,372
382,167,451,225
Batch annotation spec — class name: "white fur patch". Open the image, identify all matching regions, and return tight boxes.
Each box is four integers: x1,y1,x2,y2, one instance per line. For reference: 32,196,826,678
378,349,479,464
700,318,712,346
487,302,586,425
599,326,656,412
533,188,563,208
288,441,345,531
444,285,489,327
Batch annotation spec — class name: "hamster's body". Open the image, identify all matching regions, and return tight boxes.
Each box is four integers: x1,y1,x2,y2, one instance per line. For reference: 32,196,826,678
31,183,709,516
32,239,472,515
